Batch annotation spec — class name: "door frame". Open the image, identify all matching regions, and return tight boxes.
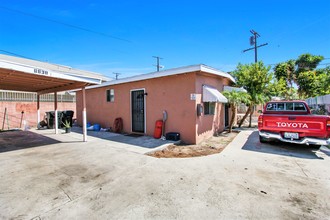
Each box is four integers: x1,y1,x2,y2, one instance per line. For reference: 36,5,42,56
224,103,229,128
130,88,146,133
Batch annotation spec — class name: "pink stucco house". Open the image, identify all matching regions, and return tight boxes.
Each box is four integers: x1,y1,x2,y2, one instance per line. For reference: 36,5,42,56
76,65,235,144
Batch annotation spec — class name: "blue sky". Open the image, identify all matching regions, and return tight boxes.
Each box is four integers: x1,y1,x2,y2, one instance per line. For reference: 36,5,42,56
0,0,329,78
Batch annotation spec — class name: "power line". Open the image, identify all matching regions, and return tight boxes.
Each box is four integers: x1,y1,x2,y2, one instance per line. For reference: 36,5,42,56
0,6,131,43
268,62,330,67
0,49,33,59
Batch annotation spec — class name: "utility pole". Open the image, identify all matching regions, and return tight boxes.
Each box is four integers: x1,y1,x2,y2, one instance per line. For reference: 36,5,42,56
243,30,268,127
243,30,268,63
152,56,163,72
113,72,121,80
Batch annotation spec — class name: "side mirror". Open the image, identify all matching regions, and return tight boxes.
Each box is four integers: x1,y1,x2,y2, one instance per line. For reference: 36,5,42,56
257,110,263,114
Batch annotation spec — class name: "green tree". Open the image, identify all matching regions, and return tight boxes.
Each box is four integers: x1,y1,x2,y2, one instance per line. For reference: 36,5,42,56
274,60,295,83
316,67,330,95
266,78,288,99
232,62,272,127
274,53,326,99
296,70,318,97
273,60,295,99
222,90,250,132
297,67,330,97
296,53,324,73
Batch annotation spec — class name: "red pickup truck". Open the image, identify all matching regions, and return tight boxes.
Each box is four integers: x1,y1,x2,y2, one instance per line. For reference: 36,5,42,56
258,101,330,146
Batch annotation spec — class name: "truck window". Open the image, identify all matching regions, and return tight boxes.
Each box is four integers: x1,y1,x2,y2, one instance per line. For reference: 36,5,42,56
286,103,294,110
266,102,307,112
266,103,276,111
277,103,285,110
294,103,306,111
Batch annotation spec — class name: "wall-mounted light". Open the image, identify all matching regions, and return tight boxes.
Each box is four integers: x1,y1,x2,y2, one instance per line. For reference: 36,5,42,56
144,92,148,96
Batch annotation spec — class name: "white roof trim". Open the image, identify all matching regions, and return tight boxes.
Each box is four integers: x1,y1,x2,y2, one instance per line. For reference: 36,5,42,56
0,59,102,85
202,85,228,103
224,86,247,92
200,66,235,83
87,64,235,90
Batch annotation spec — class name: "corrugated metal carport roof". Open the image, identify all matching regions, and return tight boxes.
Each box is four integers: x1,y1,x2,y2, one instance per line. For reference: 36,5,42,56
0,54,107,93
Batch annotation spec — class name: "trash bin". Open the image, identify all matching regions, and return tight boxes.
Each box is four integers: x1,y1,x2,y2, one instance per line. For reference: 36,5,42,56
62,110,74,127
46,111,63,129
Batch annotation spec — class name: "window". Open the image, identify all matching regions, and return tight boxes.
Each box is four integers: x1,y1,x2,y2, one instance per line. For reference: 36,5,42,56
286,103,294,111
204,102,215,115
266,103,276,111
294,102,306,111
106,89,114,102
266,102,307,111
277,103,285,110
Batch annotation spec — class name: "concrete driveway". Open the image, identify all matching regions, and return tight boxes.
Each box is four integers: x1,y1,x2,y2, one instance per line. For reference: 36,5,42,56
0,129,329,219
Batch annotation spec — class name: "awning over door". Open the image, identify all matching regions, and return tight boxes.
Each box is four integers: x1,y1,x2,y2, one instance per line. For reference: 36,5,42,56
202,85,228,103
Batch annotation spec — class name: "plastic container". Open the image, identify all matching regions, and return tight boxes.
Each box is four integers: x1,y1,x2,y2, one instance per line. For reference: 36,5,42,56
46,111,63,129
93,124,101,131
166,132,180,141
153,120,163,139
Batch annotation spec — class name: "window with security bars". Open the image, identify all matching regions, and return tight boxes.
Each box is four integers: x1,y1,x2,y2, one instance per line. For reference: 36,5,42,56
106,89,114,102
204,102,215,115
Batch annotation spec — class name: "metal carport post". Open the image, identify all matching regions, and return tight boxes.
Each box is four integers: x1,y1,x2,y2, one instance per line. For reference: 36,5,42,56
82,87,87,142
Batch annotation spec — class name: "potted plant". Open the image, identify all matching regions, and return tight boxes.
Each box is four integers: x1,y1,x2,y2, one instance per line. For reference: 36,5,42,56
62,120,71,133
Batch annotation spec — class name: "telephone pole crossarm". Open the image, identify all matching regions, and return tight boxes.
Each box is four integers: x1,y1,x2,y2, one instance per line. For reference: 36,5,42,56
242,43,268,53
242,30,268,63
113,72,121,80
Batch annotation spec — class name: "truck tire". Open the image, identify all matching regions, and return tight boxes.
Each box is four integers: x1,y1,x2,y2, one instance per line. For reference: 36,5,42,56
259,135,268,143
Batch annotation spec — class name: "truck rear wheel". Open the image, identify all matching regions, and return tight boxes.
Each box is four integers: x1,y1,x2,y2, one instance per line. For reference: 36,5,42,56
259,135,268,143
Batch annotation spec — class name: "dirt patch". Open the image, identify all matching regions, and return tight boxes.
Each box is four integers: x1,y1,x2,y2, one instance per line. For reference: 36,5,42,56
147,131,238,158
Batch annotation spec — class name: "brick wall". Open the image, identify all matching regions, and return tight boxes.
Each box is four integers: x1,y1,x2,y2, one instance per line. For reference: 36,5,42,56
0,102,76,129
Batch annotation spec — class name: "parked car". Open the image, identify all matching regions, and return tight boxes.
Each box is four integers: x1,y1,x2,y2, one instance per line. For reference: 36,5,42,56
258,101,330,146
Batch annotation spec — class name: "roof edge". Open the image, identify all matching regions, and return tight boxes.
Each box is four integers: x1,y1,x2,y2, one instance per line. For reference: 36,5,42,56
86,64,235,90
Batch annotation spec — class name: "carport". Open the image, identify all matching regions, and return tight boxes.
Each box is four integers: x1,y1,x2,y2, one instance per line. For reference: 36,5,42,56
0,54,106,141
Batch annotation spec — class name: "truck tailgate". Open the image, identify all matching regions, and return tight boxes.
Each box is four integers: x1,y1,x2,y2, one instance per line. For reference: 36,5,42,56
261,115,328,138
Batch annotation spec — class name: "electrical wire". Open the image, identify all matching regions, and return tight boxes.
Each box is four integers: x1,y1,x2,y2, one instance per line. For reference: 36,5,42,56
0,49,33,59
0,6,131,43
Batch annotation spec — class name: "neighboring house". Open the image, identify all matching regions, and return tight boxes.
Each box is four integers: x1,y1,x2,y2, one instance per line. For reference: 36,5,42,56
76,65,235,144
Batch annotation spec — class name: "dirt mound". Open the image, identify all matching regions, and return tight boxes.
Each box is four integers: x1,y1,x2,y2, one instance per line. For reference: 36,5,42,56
147,131,238,158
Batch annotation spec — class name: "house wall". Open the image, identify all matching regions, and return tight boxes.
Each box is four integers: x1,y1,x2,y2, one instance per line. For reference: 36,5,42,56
195,73,231,144
76,71,232,144
0,101,76,128
76,72,197,143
